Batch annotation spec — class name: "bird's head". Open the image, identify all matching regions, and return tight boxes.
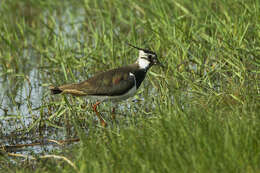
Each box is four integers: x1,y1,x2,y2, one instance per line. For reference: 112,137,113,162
127,43,163,70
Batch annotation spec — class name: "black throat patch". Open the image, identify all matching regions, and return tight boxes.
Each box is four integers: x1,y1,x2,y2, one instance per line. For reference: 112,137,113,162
133,69,147,89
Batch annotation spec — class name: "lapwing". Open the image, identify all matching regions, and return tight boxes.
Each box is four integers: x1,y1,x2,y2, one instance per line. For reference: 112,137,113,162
50,43,163,127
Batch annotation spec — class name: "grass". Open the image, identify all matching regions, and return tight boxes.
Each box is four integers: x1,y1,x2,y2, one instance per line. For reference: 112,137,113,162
0,0,259,172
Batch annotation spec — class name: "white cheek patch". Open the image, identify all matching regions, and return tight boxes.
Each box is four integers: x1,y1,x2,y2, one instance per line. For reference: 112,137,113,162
139,50,147,57
138,58,150,69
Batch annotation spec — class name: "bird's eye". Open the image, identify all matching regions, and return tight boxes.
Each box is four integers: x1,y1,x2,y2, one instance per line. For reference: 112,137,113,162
148,55,152,60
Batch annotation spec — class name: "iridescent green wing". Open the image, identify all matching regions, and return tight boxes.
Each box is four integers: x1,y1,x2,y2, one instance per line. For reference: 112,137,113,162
78,66,135,96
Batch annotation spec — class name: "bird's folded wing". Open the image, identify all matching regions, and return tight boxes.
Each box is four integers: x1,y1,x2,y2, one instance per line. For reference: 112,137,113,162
78,68,135,96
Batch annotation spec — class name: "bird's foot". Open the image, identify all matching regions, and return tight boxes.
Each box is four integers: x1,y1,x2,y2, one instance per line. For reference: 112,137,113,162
92,101,107,127
111,107,116,120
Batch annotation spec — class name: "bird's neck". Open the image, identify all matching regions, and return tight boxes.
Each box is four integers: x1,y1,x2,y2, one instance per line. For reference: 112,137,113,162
133,69,147,89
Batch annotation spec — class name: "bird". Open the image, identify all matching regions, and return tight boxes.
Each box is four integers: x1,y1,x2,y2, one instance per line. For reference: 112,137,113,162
49,43,163,127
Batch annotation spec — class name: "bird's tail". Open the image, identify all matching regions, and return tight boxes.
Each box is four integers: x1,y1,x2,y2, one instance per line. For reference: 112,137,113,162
49,86,63,94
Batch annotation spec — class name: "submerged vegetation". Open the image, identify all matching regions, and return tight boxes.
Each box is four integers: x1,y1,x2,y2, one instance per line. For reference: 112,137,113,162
0,0,259,172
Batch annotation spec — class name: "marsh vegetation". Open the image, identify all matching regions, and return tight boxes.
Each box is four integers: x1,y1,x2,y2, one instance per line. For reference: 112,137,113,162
0,0,259,172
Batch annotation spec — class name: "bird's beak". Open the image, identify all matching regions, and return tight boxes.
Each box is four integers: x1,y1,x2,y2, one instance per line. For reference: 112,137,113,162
156,60,164,68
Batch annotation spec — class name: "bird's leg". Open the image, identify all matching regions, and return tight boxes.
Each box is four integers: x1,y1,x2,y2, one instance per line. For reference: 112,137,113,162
92,101,107,127
111,107,116,120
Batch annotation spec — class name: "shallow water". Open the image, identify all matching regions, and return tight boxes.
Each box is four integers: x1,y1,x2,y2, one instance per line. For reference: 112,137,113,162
0,5,89,154
0,2,169,155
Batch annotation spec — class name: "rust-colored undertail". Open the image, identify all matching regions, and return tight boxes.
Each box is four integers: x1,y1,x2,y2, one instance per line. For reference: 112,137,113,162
49,84,88,96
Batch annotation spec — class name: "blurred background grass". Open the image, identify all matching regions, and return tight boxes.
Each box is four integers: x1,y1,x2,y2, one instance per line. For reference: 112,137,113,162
0,0,259,172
